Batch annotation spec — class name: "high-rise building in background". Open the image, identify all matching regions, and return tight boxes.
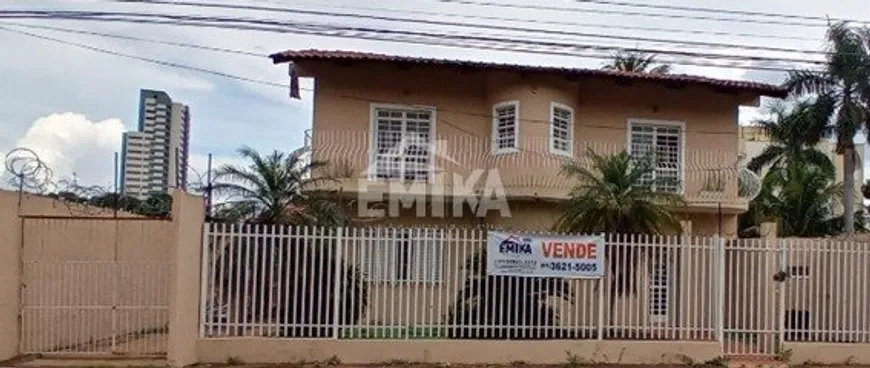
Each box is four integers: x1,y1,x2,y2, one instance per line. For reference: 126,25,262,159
120,89,190,198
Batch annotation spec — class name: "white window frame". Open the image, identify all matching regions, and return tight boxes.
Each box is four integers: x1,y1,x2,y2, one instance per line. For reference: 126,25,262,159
626,118,686,194
491,100,520,155
368,103,438,183
549,102,575,157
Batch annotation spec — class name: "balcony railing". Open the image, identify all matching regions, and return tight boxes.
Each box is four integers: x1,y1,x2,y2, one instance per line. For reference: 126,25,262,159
308,131,750,204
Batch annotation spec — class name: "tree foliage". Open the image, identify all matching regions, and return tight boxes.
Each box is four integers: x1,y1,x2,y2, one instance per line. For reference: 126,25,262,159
602,50,671,74
447,249,573,339
746,97,836,176
743,165,849,238
211,146,347,226
785,22,870,233
554,150,684,314
207,146,364,337
554,150,685,235
214,226,368,337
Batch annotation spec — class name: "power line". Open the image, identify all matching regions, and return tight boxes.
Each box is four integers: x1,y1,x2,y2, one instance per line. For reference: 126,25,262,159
568,0,858,24
106,0,834,57
11,16,820,71
1,22,265,57
0,24,774,135
282,0,822,42
425,0,833,28
0,25,284,88
0,11,828,67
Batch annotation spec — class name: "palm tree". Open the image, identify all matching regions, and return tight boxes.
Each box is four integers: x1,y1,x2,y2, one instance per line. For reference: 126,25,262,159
746,96,836,176
212,146,346,225
554,150,685,335
749,165,845,237
447,249,573,339
603,50,671,74
554,150,685,235
786,22,870,233
209,146,366,337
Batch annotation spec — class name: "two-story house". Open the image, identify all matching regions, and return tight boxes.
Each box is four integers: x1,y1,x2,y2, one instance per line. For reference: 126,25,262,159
271,50,787,236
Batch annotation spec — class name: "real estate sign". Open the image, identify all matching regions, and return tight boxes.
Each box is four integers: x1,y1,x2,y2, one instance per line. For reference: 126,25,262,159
486,231,606,278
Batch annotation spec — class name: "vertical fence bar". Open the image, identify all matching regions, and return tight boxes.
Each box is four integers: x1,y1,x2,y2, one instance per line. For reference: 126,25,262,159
716,235,724,344
774,239,790,349
598,234,606,340
332,227,344,339
199,223,210,337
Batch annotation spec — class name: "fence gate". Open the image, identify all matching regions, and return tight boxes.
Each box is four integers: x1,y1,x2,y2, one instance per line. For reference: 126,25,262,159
19,217,173,356
722,238,784,357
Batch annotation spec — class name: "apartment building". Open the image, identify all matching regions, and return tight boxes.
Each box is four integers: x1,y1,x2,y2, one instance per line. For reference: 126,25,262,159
120,89,191,198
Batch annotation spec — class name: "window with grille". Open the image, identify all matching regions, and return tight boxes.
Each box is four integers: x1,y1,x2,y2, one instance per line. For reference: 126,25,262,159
362,229,443,282
492,101,519,153
629,120,684,193
550,103,574,156
370,106,435,182
649,253,670,323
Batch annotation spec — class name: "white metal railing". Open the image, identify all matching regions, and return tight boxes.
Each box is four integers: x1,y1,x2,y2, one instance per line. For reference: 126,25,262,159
200,224,717,341
199,224,870,355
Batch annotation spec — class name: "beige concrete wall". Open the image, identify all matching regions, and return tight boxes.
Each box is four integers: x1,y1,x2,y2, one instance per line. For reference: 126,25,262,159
306,62,751,213
785,342,870,364
196,338,722,364
0,193,23,361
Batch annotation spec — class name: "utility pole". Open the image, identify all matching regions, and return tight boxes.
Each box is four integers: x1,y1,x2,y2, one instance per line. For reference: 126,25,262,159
113,152,119,194
206,153,213,218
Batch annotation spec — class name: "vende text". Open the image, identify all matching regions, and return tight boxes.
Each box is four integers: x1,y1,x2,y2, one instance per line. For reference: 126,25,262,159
542,241,597,259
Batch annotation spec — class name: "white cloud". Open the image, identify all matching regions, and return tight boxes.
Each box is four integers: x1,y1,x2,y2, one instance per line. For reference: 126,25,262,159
10,113,125,190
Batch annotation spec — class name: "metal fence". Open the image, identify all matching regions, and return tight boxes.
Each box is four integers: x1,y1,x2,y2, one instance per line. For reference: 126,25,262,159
198,224,870,356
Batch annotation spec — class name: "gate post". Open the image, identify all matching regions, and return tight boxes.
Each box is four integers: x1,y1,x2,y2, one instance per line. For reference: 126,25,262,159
0,192,22,361
715,235,725,344
168,191,206,367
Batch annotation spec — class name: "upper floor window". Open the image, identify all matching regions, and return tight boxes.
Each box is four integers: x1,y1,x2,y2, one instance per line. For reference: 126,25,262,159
492,101,519,154
628,119,684,193
550,103,574,156
370,104,435,182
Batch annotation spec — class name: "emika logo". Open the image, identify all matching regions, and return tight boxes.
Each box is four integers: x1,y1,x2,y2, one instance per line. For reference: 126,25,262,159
498,235,532,257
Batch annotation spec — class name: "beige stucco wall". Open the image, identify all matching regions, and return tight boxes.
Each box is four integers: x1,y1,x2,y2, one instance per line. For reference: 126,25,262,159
305,62,752,214
785,342,870,364
196,338,722,364
0,193,23,361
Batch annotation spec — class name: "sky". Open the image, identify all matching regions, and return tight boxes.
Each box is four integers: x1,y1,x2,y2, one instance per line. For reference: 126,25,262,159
1,0,869,192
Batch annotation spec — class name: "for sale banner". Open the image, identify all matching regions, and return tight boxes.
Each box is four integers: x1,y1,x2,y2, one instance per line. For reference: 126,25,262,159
486,231,605,278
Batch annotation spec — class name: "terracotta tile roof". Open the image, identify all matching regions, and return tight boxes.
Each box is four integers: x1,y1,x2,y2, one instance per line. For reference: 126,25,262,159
270,49,788,98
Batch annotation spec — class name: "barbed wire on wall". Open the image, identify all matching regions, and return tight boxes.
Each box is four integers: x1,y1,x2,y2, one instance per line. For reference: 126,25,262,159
5,148,55,195
4,148,172,217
